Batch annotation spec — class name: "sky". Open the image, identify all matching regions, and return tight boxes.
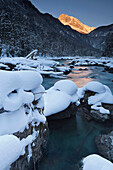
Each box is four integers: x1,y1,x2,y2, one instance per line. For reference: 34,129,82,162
30,0,113,28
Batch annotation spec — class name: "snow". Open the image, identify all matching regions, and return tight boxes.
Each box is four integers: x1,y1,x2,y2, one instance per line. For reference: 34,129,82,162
44,89,71,116
0,131,39,170
53,80,78,96
84,81,106,93
16,71,42,91
44,80,78,116
32,85,45,100
3,90,34,111
0,70,42,111
0,107,31,135
56,66,71,72
26,49,38,59
82,154,113,170
0,70,46,167
0,135,22,170
66,56,113,70
32,109,46,123
0,61,113,168
40,70,63,76
44,79,113,116
78,81,113,114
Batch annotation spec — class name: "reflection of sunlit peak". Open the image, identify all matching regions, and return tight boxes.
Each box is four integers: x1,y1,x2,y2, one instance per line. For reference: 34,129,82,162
58,14,96,34
68,67,93,88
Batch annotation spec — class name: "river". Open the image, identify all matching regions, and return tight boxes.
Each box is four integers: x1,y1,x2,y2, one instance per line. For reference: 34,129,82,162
39,61,113,170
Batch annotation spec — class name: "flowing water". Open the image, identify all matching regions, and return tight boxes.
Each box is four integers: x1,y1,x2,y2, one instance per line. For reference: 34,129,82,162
39,62,113,170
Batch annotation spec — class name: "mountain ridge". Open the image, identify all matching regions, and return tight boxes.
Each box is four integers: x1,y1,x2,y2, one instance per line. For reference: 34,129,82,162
0,0,113,57
59,14,96,34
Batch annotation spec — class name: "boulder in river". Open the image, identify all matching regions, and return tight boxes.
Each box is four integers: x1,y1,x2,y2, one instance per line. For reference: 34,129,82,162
95,131,113,162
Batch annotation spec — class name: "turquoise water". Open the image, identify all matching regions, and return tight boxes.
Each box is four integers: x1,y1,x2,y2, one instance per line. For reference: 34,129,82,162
40,64,113,170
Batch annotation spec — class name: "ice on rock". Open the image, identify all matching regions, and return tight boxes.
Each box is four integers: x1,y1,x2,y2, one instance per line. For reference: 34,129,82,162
82,154,113,170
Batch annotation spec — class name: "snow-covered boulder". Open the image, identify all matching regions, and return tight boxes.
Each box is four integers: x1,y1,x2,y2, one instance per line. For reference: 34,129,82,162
0,70,48,169
0,135,22,170
0,70,43,112
53,80,78,96
78,81,113,121
95,131,113,162
81,154,113,170
44,80,79,119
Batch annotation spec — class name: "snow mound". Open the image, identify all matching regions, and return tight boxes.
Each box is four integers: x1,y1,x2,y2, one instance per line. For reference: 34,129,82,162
44,80,78,116
0,70,43,111
16,70,42,91
0,70,46,135
44,89,71,116
0,135,22,170
84,81,106,93
0,70,46,167
78,81,113,114
0,107,31,136
83,154,113,170
53,80,78,95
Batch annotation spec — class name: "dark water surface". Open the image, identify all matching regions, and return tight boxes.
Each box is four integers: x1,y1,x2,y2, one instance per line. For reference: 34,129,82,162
40,63,113,170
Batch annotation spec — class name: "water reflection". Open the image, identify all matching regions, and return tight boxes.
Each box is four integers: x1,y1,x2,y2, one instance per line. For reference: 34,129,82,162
67,66,93,87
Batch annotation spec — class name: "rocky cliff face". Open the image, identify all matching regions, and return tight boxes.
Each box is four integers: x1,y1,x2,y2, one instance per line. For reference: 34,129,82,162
59,14,95,34
0,0,99,57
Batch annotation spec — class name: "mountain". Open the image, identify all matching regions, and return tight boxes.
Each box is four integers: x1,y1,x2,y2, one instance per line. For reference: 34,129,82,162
0,0,112,57
59,14,95,34
87,24,113,56
0,0,99,57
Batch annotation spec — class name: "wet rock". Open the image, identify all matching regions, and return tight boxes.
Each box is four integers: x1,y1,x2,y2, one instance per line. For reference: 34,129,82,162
95,131,113,161
5,63,16,70
70,65,74,68
102,103,113,121
105,66,113,73
63,69,72,75
76,104,92,121
90,109,110,122
68,60,75,66
78,91,111,122
47,103,77,121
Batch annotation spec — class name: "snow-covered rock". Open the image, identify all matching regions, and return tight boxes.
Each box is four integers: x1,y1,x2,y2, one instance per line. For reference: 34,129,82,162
0,70,47,169
82,154,113,170
95,131,113,161
44,80,79,117
0,135,22,170
53,80,78,96
78,81,113,115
